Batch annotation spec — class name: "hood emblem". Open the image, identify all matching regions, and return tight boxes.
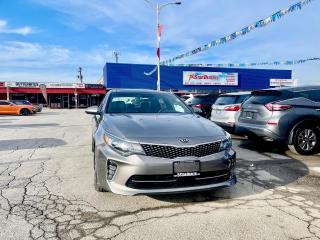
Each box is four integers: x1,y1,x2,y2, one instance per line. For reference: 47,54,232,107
179,138,190,143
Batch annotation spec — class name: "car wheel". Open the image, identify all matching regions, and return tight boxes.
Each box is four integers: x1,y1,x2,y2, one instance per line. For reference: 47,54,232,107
93,149,107,192
21,109,30,116
288,124,319,155
92,139,95,152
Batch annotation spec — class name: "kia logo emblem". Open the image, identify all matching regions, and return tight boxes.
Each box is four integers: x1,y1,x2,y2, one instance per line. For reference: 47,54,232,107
179,138,190,143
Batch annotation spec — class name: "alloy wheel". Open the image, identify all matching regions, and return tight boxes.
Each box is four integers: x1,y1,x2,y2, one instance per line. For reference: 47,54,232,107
297,129,317,151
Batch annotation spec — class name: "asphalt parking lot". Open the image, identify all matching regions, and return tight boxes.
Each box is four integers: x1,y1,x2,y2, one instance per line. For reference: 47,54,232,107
0,109,320,240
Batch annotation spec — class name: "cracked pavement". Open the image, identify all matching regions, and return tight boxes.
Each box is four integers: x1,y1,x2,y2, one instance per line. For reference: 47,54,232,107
0,109,320,240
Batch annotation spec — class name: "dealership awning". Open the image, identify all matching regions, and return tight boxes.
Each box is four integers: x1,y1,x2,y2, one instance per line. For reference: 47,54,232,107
0,87,106,94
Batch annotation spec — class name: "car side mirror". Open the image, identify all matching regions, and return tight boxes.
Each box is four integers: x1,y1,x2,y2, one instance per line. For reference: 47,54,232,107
10,103,14,106
85,106,100,115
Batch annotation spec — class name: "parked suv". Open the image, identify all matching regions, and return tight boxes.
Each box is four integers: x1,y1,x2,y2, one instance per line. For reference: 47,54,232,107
211,92,251,132
236,86,320,155
185,93,219,118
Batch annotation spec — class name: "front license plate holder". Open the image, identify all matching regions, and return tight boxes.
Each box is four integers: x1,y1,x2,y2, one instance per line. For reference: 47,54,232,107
173,161,200,177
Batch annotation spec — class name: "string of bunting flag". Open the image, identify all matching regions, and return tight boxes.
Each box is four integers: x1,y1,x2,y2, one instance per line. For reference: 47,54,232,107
160,0,314,66
174,57,320,68
144,57,320,75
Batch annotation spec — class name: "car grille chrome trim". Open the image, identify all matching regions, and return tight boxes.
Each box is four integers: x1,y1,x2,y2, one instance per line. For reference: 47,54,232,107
141,141,221,159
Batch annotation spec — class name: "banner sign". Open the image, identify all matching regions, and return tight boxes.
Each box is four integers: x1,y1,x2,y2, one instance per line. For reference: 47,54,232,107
45,83,85,88
160,0,314,66
4,82,85,88
39,84,48,103
183,71,238,86
270,79,297,87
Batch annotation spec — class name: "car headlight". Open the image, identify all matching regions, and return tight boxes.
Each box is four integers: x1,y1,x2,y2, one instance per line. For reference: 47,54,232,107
220,132,232,151
104,133,145,156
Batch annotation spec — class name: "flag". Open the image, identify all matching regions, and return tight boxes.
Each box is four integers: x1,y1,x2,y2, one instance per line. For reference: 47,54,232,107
157,48,160,59
39,84,48,103
157,24,164,37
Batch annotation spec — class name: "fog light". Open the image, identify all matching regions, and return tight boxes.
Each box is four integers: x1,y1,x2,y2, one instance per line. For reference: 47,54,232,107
107,160,117,180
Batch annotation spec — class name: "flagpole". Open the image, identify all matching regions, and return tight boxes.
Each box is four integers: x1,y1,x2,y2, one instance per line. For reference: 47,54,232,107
156,3,160,91
144,1,181,91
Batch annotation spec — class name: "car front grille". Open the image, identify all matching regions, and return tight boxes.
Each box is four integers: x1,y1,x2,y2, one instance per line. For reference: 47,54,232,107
126,169,231,189
141,141,221,159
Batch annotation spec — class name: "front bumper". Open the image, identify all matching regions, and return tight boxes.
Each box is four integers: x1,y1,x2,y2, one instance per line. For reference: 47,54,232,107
95,144,236,195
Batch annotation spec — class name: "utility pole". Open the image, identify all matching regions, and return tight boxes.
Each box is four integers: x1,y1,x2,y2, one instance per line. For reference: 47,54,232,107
77,67,83,83
112,51,120,63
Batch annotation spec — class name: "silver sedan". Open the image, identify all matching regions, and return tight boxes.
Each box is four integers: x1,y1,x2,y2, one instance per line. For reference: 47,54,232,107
86,89,236,195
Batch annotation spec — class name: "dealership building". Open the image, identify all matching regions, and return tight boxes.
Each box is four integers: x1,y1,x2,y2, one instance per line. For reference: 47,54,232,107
0,63,293,108
0,82,106,108
103,63,293,91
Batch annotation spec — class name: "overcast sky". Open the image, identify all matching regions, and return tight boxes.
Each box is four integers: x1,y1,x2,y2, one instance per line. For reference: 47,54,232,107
0,0,319,84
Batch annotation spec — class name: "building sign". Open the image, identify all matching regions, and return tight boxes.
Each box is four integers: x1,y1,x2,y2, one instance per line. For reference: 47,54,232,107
183,71,238,86
0,82,5,87
4,82,85,88
270,79,297,87
45,83,85,88
85,84,105,89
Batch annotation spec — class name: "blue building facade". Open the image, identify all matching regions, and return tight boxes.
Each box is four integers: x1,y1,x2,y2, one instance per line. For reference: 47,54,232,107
103,63,292,91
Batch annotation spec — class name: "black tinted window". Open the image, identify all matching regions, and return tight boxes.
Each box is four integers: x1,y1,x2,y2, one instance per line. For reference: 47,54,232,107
215,96,237,105
245,90,285,105
215,94,250,105
186,95,217,105
237,94,251,103
0,102,10,105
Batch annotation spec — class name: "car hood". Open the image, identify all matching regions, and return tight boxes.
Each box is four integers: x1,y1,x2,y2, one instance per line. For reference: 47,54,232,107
101,113,227,145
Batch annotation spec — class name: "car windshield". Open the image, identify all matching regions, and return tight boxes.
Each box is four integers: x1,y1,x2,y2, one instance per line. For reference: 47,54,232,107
106,92,192,114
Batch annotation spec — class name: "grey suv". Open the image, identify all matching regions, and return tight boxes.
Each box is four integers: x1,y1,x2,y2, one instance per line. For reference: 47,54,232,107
236,86,320,155
86,89,236,195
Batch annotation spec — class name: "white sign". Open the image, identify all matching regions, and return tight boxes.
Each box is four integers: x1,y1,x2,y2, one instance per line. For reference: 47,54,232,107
4,82,85,88
45,83,85,88
270,79,297,87
183,71,238,86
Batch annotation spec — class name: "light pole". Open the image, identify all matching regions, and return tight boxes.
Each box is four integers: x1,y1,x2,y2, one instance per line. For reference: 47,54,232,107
112,51,120,63
145,0,182,91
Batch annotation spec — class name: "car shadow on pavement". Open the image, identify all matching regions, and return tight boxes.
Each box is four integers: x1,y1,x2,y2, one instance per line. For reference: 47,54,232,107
0,138,67,151
237,139,288,154
0,123,59,128
150,155,309,203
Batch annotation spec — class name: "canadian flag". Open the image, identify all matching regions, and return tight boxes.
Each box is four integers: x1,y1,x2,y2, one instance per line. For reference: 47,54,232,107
157,24,164,38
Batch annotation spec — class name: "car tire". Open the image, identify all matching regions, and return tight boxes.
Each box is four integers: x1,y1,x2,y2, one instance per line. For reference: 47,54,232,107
288,124,319,155
93,149,107,192
92,139,95,152
94,170,107,192
21,109,30,116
